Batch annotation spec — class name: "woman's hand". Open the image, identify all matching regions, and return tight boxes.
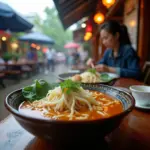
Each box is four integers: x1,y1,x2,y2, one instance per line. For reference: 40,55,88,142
95,64,117,73
95,64,109,72
86,58,95,68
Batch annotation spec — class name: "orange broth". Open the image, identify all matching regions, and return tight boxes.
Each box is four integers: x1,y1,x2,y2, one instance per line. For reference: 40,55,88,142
19,91,123,120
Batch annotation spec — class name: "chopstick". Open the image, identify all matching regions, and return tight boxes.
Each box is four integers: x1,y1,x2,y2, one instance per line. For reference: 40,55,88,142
91,63,95,68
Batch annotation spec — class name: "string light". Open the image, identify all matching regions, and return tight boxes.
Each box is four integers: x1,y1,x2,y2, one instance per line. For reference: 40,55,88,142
81,23,86,28
94,12,105,24
2,36,7,41
102,0,116,8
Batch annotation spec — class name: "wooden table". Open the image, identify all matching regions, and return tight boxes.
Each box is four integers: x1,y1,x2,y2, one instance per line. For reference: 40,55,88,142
1,78,150,150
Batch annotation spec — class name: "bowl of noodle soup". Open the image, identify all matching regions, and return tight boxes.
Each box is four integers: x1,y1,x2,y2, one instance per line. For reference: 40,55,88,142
5,79,134,145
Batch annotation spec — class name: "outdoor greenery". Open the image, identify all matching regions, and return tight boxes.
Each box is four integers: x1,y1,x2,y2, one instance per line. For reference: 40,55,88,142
3,51,21,61
33,7,72,51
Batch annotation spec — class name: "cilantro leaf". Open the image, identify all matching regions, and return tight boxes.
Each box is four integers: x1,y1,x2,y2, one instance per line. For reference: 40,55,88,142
100,74,112,81
87,68,96,74
60,79,80,94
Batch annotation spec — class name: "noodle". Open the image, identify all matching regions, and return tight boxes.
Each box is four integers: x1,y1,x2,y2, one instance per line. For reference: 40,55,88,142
28,86,99,120
71,70,101,83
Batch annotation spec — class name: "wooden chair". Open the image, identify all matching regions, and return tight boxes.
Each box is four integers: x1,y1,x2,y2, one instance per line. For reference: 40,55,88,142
21,66,33,78
144,68,150,84
0,73,5,88
142,61,150,72
142,61,150,84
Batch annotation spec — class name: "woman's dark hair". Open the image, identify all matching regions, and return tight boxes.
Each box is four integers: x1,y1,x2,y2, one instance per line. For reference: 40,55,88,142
100,20,131,45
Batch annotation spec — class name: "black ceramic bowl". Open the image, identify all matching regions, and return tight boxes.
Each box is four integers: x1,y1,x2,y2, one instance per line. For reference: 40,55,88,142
5,84,134,145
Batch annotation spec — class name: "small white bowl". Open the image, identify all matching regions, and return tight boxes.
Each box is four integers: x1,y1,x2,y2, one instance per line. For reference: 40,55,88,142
130,85,150,108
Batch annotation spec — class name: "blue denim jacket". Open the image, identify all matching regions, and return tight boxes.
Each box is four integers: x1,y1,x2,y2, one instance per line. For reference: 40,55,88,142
98,44,141,79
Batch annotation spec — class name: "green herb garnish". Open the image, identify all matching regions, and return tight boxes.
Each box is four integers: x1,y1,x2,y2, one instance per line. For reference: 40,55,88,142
87,68,96,74
100,73,112,81
60,79,80,94
22,79,58,101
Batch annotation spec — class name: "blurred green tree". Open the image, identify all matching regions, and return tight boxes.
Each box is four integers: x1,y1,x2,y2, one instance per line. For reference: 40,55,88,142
33,7,72,51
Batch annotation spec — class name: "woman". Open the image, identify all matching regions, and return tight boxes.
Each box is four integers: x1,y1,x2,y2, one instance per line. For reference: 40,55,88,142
87,20,141,79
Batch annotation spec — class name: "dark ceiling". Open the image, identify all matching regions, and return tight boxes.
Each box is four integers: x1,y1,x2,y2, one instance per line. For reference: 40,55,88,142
53,0,125,29
53,0,98,29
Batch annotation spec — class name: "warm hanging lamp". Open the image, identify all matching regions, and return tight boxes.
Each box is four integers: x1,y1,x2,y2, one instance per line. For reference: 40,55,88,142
85,19,92,32
84,32,92,41
94,12,105,24
86,32,92,38
102,0,116,8
84,35,89,41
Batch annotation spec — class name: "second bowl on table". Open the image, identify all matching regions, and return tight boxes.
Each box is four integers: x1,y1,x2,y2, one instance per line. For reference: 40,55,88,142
58,72,119,86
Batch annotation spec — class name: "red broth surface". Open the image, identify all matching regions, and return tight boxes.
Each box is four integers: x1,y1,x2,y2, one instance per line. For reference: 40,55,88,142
19,91,123,120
